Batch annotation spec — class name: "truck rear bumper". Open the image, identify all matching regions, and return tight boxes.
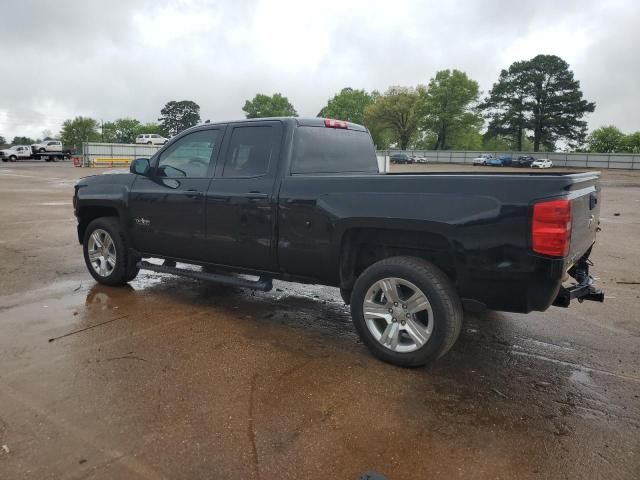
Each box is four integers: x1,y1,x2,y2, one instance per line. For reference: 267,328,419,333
458,246,603,314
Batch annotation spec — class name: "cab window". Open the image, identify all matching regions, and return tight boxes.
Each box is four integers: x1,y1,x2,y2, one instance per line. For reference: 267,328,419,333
222,126,278,177
156,129,219,178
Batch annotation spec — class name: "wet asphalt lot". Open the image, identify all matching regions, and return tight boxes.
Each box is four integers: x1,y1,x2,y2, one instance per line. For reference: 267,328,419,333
0,161,639,479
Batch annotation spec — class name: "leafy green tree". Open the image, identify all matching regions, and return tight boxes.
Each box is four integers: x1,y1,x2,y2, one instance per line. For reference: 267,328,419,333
417,69,482,150
447,126,483,150
11,136,36,145
587,126,625,153
482,61,530,151
482,134,512,151
363,86,422,150
318,88,373,125
622,132,640,153
60,117,100,152
159,100,201,136
243,93,297,118
483,55,595,151
482,132,533,152
0,135,5,147
412,131,438,150
101,121,118,143
139,122,168,137
103,118,144,143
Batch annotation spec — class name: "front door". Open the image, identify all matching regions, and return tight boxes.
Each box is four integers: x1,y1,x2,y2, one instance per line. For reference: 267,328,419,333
204,121,283,270
129,127,223,260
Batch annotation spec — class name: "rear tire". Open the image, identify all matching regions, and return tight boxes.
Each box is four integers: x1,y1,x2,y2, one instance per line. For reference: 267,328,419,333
350,256,463,367
83,217,139,286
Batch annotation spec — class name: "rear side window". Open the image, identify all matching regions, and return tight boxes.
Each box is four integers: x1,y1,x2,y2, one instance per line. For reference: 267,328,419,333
222,126,278,177
292,127,378,174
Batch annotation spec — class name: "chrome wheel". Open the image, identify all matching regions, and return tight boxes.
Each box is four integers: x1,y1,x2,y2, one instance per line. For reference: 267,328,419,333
363,277,433,353
87,229,116,277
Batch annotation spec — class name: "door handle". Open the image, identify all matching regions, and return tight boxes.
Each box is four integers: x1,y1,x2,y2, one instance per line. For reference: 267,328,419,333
184,189,203,198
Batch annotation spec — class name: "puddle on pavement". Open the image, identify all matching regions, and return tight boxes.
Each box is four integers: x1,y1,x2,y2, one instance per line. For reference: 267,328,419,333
1,272,638,479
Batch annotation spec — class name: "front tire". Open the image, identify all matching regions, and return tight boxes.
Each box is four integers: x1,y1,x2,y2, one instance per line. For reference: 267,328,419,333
83,217,139,286
350,256,463,367
9,155,17,162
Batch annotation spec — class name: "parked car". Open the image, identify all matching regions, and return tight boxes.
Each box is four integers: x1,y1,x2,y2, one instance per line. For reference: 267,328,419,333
513,155,536,167
390,153,412,164
486,156,513,167
31,140,63,153
487,157,504,167
472,153,495,165
74,117,604,368
410,155,428,164
0,145,32,162
136,133,168,145
532,158,553,169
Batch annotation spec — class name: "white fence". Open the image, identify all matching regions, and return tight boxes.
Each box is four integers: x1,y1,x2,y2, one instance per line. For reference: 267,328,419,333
81,142,162,167
377,150,640,170
81,142,640,170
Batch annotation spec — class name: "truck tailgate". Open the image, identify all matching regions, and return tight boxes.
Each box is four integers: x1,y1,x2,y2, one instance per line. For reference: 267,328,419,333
567,172,601,267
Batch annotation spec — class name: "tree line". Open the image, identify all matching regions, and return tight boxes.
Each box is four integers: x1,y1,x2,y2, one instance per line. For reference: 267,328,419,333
1,54,637,154
0,100,202,152
586,126,640,153
241,54,603,153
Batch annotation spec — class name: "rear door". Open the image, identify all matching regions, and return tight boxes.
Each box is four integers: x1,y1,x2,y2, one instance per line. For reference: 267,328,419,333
128,127,223,259
204,121,283,270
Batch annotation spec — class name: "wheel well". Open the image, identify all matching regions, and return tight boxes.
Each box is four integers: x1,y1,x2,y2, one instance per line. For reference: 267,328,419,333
77,206,119,243
339,228,455,292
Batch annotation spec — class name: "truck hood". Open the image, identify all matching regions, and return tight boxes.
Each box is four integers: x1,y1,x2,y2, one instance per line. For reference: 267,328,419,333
75,171,136,188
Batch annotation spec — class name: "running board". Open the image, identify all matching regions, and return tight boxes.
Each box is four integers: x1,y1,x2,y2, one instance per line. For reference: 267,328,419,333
137,261,273,291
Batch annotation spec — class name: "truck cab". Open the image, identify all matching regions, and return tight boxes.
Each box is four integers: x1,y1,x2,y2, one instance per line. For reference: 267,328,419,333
0,145,32,161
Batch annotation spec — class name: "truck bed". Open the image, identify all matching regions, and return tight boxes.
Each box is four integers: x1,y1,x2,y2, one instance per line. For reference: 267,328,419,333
279,170,601,312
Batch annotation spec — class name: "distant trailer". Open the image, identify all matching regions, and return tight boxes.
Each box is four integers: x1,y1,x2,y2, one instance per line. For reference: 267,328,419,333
31,151,73,162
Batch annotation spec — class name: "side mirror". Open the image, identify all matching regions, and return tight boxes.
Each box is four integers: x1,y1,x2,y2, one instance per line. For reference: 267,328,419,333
130,158,150,175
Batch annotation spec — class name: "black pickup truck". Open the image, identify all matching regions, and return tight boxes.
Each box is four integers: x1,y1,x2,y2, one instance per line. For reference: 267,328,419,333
74,117,604,367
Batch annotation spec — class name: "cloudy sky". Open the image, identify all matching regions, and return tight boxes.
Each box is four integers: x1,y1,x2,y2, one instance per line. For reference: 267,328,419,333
1,0,638,140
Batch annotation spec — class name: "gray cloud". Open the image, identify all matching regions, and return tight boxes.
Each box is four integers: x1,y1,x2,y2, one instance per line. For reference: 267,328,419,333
0,0,637,140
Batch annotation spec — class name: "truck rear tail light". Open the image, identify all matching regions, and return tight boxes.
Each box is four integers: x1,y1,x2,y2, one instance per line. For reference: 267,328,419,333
324,118,348,129
532,199,572,257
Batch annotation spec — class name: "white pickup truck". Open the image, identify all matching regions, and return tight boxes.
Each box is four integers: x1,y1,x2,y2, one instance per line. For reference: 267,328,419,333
31,140,63,153
0,145,32,162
